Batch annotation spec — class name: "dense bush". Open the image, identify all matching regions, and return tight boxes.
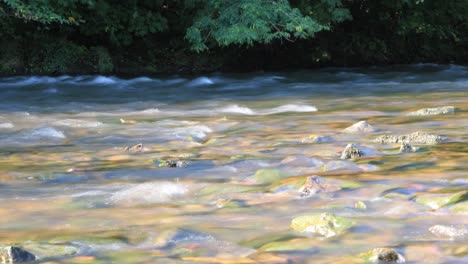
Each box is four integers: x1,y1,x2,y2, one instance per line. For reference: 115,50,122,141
1,0,467,75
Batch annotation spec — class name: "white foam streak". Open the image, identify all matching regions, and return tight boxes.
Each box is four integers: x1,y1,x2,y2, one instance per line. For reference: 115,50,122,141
219,104,317,115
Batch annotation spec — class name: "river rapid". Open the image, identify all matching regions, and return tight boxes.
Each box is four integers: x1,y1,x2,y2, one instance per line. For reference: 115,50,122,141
0,64,467,263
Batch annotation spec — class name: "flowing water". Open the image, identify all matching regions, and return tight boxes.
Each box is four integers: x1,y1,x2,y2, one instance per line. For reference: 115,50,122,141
0,64,467,263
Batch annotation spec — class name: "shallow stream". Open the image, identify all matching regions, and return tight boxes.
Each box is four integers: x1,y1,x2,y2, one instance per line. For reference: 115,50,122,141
0,64,467,263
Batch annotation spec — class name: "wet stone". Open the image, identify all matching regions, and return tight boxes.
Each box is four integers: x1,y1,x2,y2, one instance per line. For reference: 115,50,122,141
354,201,367,210
415,191,467,210
340,143,363,159
290,212,355,238
407,106,455,116
374,131,443,145
124,143,143,152
343,121,378,133
159,160,191,168
302,135,334,143
298,176,341,197
0,246,36,263
360,248,406,263
399,142,418,153
321,160,363,172
429,225,468,239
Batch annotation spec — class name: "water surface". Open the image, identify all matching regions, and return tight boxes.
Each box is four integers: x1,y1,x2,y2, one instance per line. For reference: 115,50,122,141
0,64,467,263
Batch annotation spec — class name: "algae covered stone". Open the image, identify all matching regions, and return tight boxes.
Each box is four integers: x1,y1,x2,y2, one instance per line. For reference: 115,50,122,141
251,169,289,184
0,246,36,263
415,191,467,210
359,248,405,263
290,212,355,237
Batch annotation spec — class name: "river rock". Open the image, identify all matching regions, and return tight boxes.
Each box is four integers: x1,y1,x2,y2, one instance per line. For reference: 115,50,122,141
415,190,467,210
158,160,191,168
321,160,363,172
343,121,377,133
374,131,443,145
340,143,363,159
407,106,455,116
22,242,79,259
429,225,467,238
251,169,289,184
0,246,36,263
302,135,334,143
290,212,355,237
298,176,341,196
399,142,418,153
354,201,367,210
359,248,406,263
124,143,143,152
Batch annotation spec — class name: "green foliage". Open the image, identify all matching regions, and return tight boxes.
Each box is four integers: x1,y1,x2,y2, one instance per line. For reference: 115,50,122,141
27,38,88,74
1,0,468,75
90,46,113,73
185,0,330,52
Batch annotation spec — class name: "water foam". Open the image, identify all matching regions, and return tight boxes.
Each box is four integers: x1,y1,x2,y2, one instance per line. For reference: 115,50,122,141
110,182,188,206
53,119,103,128
219,104,317,115
30,127,66,138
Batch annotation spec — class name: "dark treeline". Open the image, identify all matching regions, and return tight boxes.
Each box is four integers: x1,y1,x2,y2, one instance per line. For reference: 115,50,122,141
1,0,468,75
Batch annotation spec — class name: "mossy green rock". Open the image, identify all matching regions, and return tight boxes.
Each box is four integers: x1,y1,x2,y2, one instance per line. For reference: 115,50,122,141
258,238,316,252
449,201,468,213
359,248,406,263
290,212,356,237
22,242,78,259
251,169,289,184
415,191,467,209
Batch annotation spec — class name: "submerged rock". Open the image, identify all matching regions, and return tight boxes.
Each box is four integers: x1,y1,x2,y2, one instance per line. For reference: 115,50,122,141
429,225,467,238
302,135,334,143
343,121,378,133
124,143,143,152
22,242,78,259
374,131,443,145
340,143,363,159
298,176,341,196
360,248,405,263
321,160,364,172
251,169,289,184
399,142,418,153
415,191,467,210
158,160,191,168
290,212,355,237
407,106,455,116
354,201,367,210
0,246,36,263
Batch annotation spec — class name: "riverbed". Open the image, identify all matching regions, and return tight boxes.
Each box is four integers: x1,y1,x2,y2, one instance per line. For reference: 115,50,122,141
0,64,466,263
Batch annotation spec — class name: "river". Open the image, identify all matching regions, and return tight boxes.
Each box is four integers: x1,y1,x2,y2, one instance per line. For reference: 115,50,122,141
0,64,466,263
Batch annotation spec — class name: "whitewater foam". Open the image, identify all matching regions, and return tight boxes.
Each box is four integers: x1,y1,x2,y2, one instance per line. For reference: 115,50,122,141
30,127,66,139
110,182,188,206
219,104,317,115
